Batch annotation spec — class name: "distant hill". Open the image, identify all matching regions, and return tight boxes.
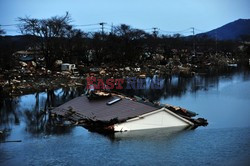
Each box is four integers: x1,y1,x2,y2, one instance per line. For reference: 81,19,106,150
197,19,250,40
0,35,36,44
0,35,39,56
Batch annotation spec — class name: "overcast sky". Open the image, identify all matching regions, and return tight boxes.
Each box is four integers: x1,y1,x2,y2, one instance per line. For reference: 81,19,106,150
0,0,249,35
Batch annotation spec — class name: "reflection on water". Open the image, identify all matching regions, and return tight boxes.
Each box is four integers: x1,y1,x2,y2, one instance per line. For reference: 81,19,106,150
0,67,250,136
0,67,250,166
0,87,85,137
121,66,250,101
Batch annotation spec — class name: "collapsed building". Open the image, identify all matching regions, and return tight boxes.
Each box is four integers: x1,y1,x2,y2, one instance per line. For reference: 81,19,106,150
51,91,208,132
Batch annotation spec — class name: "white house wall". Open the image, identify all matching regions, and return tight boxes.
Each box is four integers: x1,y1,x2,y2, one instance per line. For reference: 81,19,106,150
114,108,193,132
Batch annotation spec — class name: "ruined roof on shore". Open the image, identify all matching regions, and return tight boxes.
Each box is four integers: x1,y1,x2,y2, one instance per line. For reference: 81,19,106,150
51,95,158,122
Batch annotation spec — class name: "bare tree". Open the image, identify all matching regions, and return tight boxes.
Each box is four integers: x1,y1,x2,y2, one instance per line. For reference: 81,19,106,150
18,12,75,69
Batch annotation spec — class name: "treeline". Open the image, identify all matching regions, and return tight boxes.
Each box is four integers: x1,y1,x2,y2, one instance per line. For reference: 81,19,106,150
0,13,247,70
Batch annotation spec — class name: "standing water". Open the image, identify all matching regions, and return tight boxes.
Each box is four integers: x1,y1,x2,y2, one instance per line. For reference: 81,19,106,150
0,67,250,166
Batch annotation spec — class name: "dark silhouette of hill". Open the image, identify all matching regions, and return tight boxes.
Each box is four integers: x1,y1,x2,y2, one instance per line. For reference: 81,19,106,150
197,19,250,40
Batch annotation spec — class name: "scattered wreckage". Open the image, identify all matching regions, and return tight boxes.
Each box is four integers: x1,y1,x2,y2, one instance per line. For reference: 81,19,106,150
50,91,208,133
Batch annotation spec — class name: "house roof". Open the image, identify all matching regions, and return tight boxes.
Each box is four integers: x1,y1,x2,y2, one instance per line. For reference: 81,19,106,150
51,95,159,122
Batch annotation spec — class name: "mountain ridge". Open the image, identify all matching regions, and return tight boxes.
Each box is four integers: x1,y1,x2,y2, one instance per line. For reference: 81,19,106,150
197,19,250,40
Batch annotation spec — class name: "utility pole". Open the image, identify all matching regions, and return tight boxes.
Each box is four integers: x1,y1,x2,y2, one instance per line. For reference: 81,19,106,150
215,30,218,55
152,27,158,57
111,23,114,35
99,22,106,36
191,27,196,56
152,27,158,37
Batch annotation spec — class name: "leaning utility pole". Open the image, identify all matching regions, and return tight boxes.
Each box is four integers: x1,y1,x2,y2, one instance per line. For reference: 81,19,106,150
191,27,196,56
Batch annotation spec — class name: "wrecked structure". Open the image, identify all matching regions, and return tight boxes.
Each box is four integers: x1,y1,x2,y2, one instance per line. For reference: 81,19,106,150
61,63,76,72
51,92,207,132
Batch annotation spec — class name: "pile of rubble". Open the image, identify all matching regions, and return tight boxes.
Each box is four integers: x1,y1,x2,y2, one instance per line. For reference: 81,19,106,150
0,51,240,97
0,69,84,97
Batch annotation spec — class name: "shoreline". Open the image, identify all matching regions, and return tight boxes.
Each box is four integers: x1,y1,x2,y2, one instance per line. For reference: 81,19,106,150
0,64,244,98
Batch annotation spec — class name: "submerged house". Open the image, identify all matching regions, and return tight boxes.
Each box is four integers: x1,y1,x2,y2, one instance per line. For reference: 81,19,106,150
51,93,207,132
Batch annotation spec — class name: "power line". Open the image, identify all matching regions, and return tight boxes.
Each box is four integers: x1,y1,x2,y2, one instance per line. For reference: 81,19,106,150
3,29,18,32
160,28,192,33
1,22,207,38
81,27,100,31
0,24,19,27
1,22,205,34
194,28,207,33
142,28,153,31
75,23,100,27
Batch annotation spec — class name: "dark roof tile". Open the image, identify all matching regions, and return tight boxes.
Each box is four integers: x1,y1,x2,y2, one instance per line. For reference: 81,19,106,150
52,95,158,122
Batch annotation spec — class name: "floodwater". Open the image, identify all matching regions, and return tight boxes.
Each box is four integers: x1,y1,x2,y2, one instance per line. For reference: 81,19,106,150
1,67,250,166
